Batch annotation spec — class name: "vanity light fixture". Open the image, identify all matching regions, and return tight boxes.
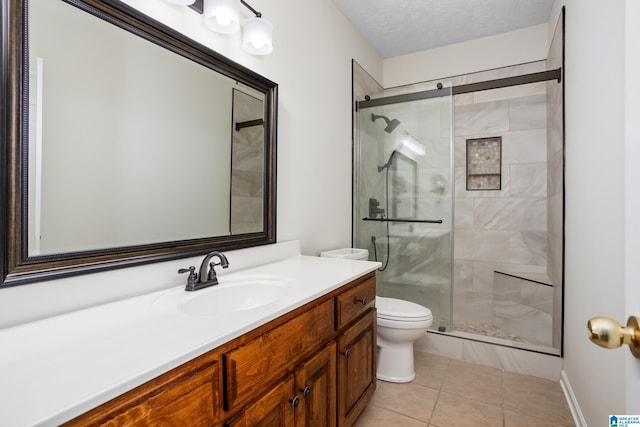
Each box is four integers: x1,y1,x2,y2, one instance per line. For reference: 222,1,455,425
204,0,240,34
167,0,274,55
242,16,273,55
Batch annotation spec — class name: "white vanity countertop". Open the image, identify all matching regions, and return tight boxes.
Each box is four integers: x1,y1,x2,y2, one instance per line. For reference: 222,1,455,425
0,254,380,426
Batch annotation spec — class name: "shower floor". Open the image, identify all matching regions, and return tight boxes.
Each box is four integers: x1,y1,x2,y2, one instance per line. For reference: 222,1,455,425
433,319,528,343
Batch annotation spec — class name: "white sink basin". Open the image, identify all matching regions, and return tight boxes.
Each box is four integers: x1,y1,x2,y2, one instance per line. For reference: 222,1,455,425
153,275,293,316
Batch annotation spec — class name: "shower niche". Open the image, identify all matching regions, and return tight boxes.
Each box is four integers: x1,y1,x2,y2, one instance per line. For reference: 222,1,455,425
466,136,502,191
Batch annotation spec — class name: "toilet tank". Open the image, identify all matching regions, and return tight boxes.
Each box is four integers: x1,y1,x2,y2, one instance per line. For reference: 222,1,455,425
319,248,369,261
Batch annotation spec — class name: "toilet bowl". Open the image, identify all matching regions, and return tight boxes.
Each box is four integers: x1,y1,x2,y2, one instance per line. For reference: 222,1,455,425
376,296,433,383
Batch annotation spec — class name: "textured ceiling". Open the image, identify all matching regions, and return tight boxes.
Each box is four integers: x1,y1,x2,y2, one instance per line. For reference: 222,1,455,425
334,0,554,58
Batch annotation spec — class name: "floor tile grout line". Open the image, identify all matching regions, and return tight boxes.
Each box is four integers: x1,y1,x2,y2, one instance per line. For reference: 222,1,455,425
367,400,432,425
361,353,575,427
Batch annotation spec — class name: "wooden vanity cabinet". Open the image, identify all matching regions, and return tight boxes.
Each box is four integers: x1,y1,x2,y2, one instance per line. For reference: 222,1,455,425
226,342,336,427
65,272,376,427
223,299,335,412
63,354,223,427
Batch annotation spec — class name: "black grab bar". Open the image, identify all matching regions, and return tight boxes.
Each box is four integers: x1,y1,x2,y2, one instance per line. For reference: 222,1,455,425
361,217,443,224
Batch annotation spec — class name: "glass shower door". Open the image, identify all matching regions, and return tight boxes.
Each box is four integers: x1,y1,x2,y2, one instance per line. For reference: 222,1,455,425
354,85,454,332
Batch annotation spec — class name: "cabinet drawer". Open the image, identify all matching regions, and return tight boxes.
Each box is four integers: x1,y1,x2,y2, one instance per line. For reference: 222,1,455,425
224,299,335,411
64,359,221,426
335,274,376,330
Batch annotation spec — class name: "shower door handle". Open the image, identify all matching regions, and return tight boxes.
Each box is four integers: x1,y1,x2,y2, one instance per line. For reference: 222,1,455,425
362,217,443,224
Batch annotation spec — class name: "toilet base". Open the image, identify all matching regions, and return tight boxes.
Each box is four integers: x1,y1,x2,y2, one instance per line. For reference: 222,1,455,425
376,343,416,383
376,371,415,383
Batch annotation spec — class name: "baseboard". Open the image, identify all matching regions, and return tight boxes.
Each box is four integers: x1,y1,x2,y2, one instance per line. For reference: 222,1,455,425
560,369,587,427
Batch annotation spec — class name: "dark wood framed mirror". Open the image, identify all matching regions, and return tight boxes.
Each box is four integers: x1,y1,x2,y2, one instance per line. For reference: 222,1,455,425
0,0,277,287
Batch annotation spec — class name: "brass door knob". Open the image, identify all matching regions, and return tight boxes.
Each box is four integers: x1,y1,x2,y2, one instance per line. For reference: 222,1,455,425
587,316,640,359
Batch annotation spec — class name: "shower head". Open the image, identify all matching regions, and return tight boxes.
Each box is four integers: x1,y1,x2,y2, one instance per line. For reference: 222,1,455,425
371,113,401,133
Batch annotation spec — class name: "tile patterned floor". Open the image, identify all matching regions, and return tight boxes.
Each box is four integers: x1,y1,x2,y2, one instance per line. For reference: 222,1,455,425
354,352,576,427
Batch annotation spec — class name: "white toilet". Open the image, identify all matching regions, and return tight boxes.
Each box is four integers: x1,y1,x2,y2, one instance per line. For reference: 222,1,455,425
376,296,433,383
319,248,433,383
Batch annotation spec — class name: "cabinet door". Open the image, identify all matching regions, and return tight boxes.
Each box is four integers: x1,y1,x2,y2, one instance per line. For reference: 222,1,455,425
64,358,221,426
336,309,376,427
225,375,296,427
294,342,336,427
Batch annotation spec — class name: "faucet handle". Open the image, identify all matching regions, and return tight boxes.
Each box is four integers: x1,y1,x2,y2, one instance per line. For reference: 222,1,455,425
207,262,222,283
178,266,197,285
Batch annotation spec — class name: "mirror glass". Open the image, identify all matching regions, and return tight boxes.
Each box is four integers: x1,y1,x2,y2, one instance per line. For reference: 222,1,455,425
28,0,264,255
1,0,276,286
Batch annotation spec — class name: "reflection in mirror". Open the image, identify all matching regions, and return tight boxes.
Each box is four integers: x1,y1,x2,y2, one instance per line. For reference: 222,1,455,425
231,88,264,234
390,153,417,220
1,0,277,286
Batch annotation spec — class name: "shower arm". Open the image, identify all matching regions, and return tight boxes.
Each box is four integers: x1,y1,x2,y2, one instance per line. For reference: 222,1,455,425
362,217,443,224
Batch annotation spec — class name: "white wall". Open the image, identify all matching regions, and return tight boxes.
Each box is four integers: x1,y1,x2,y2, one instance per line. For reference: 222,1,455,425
0,0,382,329
383,24,548,88
554,0,628,423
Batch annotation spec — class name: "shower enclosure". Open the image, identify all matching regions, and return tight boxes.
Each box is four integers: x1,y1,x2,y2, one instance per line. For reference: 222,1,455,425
354,83,455,332
353,53,564,356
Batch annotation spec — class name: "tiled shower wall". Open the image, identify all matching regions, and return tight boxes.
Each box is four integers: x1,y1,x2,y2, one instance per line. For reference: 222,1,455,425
451,62,550,330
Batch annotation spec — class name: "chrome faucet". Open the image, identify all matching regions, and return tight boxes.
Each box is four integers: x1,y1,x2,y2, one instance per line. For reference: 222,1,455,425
178,251,229,291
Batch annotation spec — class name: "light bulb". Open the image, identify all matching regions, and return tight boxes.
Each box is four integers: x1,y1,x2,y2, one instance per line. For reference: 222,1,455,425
242,17,273,55
216,14,231,27
203,0,240,34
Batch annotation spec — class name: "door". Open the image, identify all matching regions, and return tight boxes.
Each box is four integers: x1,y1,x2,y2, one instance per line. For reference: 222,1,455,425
224,375,296,427
337,310,376,427
355,85,454,332
625,0,640,412
294,342,337,427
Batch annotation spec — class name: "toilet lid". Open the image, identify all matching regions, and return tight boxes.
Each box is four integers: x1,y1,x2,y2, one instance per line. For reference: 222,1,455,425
376,296,433,322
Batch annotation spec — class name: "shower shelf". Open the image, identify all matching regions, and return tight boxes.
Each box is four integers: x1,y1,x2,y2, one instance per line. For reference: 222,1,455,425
361,217,443,224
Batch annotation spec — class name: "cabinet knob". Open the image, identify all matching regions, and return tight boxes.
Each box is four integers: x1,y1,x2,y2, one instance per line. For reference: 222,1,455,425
289,395,300,409
301,386,311,398
357,297,367,306
342,348,351,359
